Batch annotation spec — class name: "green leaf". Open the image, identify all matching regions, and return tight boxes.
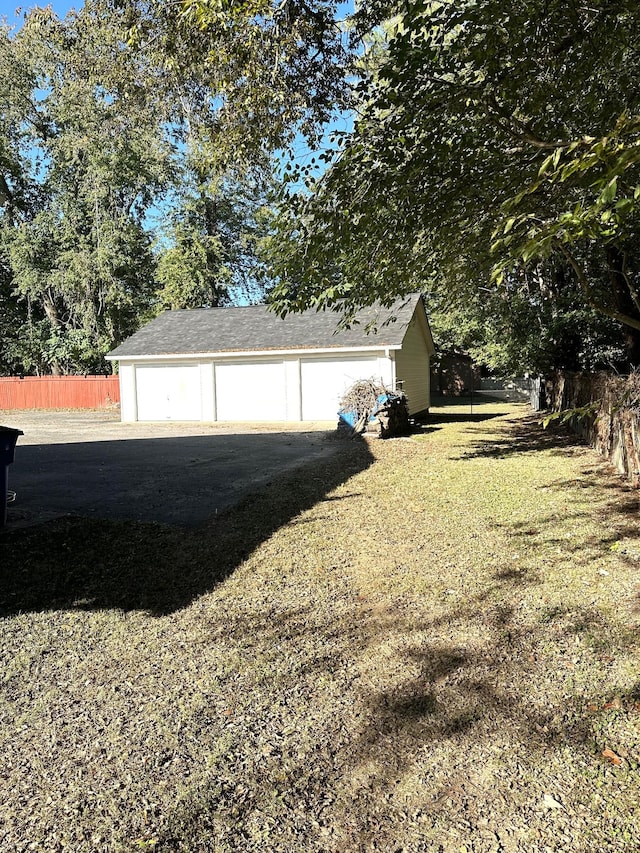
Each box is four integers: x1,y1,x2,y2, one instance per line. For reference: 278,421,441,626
615,198,634,214
538,154,554,177
601,177,618,204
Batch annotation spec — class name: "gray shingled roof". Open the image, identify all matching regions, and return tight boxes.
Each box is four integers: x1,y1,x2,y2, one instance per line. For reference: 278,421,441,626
108,295,423,358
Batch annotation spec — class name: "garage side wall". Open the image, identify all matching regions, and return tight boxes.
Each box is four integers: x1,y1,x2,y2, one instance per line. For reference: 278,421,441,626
395,317,432,415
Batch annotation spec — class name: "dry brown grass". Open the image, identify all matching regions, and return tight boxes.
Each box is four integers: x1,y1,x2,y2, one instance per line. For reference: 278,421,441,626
2,401,640,852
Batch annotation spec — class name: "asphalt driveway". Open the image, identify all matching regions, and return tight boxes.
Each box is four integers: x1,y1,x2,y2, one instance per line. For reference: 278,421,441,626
2,411,341,528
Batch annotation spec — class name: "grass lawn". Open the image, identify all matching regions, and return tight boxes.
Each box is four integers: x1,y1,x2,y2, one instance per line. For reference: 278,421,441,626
2,400,640,852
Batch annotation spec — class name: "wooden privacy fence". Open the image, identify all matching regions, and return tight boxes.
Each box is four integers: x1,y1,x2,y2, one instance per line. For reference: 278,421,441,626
0,376,120,410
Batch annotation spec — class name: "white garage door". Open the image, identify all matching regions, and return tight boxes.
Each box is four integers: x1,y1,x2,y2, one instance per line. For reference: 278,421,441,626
301,357,378,420
136,363,202,421
215,361,286,421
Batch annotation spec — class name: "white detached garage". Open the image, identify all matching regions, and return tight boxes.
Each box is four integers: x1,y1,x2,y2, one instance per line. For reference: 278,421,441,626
106,295,435,423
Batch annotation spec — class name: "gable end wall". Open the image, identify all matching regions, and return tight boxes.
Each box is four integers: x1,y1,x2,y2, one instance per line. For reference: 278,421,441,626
395,314,431,414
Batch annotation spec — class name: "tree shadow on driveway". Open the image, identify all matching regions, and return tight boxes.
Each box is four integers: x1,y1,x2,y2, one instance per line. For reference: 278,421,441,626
0,436,373,616
6,430,346,527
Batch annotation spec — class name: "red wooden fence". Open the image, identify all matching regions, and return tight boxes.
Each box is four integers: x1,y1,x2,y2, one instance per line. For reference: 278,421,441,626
0,376,120,410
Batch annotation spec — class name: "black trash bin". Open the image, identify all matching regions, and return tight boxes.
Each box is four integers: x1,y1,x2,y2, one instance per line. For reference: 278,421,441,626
1,426,24,528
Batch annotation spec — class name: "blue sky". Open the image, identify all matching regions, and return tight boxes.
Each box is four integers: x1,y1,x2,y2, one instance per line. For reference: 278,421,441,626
0,1,78,24
1,1,353,24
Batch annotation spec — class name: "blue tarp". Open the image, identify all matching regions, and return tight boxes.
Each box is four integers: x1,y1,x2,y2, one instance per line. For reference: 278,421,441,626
338,393,399,427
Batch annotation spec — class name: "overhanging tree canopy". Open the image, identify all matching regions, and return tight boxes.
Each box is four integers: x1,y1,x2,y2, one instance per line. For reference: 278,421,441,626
120,0,392,162
268,0,640,369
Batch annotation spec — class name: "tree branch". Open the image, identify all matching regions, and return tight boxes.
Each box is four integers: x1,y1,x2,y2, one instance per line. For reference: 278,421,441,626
618,251,640,317
557,242,640,333
486,95,568,150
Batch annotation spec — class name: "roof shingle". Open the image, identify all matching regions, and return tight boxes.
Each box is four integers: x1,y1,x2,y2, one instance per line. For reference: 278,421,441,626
108,295,423,358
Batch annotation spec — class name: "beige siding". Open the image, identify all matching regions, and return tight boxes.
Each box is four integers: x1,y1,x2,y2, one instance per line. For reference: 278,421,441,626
395,309,433,415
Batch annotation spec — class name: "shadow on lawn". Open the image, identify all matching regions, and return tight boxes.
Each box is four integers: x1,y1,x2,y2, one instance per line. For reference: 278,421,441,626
330,600,640,848
154,577,640,851
482,415,640,576
459,412,583,459
426,411,509,425
408,403,512,438
0,438,373,616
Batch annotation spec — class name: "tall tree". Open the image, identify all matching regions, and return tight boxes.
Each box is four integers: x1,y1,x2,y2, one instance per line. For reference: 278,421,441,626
2,0,382,374
155,170,274,310
1,4,170,374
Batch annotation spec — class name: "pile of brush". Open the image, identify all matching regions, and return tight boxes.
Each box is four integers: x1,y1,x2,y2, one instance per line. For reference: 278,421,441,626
337,379,409,438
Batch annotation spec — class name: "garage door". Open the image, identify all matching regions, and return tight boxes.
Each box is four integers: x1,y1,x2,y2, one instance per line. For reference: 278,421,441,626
300,357,378,420
136,364,202,421
215,361,286,421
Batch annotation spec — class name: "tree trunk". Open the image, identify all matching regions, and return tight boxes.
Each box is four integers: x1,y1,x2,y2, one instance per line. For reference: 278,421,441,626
608,246,640,368
43,292,63,376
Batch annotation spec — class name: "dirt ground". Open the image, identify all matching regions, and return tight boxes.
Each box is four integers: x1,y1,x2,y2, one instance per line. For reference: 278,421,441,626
1,410,340,528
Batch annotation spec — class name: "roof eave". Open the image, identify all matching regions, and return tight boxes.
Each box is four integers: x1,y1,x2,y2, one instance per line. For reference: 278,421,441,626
106,343,403,361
